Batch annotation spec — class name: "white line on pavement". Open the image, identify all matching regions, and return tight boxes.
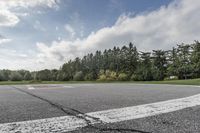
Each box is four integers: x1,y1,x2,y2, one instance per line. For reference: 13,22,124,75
1,93,200,132
27,86,35,90
63,86,74,88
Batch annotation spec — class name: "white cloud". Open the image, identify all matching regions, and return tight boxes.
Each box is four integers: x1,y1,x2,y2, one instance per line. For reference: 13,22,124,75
0,35,12,44
0,38,12,44
0,9,20,27
2,0,200,70
0,0,59,9
35,0,200,70
0,0,59,27
0,48,33,70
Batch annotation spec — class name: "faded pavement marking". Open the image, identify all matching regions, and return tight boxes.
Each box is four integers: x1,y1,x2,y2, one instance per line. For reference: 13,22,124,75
27,85,35,90
63,86,74,88
1,93,200,132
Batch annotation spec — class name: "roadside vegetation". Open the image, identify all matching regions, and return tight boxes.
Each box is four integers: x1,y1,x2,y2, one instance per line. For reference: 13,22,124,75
0,79,200,86
0,41,200,83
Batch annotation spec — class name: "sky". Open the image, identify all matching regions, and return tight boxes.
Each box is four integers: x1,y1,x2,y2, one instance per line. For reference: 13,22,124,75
0,0,199,70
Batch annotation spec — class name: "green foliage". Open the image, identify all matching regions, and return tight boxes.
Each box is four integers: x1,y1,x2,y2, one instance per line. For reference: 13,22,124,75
118,73,128,81
152,50,167,80
130,74,137,81
134,67,153,81
107,70,117,81
73,71,84,81
152,69,163,81
9,71,23,81
164,76,179,81
35,69,52,81
191,41,200,78
84,73,95,81
1,41,200,82
176,44,193,79
97,70,106,81
0,72,5,81
98,70,117,81
24,71,32,80
98,74,107,81
0,70,11,81
134,52,153,81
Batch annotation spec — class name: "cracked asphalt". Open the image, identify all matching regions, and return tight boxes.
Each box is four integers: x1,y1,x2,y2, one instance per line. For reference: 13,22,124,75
1,83,200,132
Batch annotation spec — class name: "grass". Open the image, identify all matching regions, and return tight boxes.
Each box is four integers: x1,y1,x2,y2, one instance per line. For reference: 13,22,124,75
138,78,200,85
0,78,199,86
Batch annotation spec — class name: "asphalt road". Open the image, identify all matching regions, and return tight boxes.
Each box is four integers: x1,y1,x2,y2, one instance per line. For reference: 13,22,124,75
1,83,200,132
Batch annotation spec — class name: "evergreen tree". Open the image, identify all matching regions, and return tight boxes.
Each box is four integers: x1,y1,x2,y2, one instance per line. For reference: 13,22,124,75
152,50,167,80
191,41,200,78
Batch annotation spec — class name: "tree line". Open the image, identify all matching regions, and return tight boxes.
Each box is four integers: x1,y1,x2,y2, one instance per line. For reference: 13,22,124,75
0,41,200,81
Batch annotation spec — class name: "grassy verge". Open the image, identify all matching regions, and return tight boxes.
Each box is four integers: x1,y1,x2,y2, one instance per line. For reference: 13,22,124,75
0,78,199,85
137,78,200,85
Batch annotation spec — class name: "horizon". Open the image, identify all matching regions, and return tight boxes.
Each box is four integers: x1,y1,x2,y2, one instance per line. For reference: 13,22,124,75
0,0,199,70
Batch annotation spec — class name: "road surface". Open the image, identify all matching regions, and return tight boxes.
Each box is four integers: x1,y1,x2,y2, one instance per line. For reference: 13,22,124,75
0,83,200,132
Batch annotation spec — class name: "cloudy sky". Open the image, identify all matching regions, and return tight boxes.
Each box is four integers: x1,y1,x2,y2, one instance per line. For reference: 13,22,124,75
0,0,199,70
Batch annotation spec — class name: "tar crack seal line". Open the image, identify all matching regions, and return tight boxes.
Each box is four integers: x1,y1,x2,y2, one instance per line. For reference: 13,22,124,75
4,86,150,133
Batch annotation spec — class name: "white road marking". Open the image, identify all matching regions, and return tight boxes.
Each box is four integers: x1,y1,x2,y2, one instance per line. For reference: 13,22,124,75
88,93,200,123
126,83,200,88
27,86,35,90
1,93,200,132
163,84,200,88
63,86,74,88
0,115,92,133
27,85,71,90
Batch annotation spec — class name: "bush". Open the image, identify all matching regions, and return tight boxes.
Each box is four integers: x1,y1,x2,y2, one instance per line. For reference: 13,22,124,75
73,71,84,81
98,74,107,81
98,70,117,81
84,73,95,81
131,73,143,81
109,71,117,80
164,76,179,80
118,73,128,81
130,74,136,81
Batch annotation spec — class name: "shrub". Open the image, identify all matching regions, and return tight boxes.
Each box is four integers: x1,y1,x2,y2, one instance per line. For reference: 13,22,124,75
109,71,117,80
164,76,179,80
118,73,128,81
98,70,117,81
130,74,136,81
84,73,95,81
73,71,84,81
131,73,143,81
98,74,107,81
105,70,111,77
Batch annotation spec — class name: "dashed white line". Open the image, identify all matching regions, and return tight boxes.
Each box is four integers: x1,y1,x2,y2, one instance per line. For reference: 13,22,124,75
1,93,200,133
